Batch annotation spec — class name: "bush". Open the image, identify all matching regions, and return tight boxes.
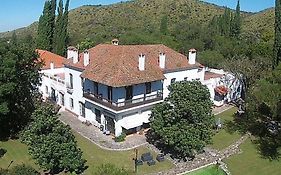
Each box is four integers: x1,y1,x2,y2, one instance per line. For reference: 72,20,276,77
0,165,38,175
114,132,126,142
0,148,7,158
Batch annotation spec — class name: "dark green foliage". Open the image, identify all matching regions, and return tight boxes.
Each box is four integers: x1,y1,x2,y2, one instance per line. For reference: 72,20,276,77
247,65,281,159
197,50,224,68
149,81,214,159
114,132,126,142
8,164,39,175
21,104,86,174
0,40,41,138
94,164,131,175
53,0,70,56
36,0,56,51
231,0,241,37
0,148,6,158
273,0,281,68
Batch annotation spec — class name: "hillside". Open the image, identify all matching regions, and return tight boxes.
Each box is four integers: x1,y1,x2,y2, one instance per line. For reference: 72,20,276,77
0,0,227,42
242,8,274,41
0,0,274,45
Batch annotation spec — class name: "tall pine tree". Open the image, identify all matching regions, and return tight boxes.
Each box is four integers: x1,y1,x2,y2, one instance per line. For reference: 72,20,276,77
36,0,56,51
231,0,241,37
273,0,281,68
53,0,70,56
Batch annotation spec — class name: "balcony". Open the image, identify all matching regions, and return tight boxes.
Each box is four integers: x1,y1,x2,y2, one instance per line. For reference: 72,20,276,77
42,73,65,85
83,90,163,111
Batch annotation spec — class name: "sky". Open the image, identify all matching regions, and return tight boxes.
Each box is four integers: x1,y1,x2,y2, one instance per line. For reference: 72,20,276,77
0,0,275,32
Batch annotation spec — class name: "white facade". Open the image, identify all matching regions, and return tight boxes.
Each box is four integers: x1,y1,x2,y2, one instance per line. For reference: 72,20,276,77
39,46,242,137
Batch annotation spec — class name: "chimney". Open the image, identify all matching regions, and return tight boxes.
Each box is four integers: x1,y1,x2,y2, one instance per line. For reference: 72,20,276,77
67,46,79,64
50,61,54,70
188,48,197,65
111,39,119,46
138,53,145,71
159,52,166,69
83,50,90,66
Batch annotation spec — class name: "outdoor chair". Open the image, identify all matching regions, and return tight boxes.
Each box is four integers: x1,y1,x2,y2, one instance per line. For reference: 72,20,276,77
141,152,153,162
147,159,156,166
156,154,165,162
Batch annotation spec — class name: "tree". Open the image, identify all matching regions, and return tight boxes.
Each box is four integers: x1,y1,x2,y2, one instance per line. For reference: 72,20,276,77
36,0,56,51
148,81,214,159
53,0,70,56
273,0,281,68
21,104,86,174
231,0,241,37
247,65,281,159
0,40,41,138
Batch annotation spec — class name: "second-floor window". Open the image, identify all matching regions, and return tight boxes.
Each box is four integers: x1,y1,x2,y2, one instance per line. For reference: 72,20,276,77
108,86,112,101
69,73,73,89
171,78,176,84
125,86,133,100
145,82,151,94
94,82,98,95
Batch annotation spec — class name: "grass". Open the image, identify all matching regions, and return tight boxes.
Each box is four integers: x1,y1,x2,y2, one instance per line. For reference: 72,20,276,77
0,139,37,169
0,132,174,175
210,107,241,150
73,132,174,174
186,165,226,175
225,138,281,175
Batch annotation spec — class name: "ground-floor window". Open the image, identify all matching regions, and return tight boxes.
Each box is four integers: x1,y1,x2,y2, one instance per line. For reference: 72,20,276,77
45,86,49,94
60,93,64,106
79,102,85,117
70,98,74,109
95,109,101,124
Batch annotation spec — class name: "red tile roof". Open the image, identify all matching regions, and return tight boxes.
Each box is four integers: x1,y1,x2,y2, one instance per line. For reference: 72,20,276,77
64,44,201,87
215,86,228,96
37,49,65,70
204,71,224,80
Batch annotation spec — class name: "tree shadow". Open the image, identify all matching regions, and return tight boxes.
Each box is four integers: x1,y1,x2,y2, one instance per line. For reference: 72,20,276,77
252,136,281,160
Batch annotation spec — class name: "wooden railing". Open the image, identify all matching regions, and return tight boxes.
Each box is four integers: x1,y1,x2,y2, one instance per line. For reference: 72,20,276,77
83,90,163,111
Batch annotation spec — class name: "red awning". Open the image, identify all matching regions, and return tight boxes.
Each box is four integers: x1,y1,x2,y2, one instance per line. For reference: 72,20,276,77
215,86,228,96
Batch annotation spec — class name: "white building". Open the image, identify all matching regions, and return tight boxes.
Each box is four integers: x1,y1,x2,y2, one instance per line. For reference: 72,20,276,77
38,40,242,137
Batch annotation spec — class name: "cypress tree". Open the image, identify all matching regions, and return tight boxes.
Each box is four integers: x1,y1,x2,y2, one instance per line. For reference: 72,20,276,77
273,0,281,68
231,0,241,37
36,0,56,51
53,0,65,55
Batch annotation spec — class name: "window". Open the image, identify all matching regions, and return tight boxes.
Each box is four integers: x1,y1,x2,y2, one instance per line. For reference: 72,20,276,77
94,82,98,95
69,73,73,89
70,98,74,109
60,93,64,106
184,77,188,81
95,109,101,124
171,78,176,84
125,86,133,100
81,77,84,88
45,86,49,94
79,102,85,117
107,86,112,101
145,82,151,94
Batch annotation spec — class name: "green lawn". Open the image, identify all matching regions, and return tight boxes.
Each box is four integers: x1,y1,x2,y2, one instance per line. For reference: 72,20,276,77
73,132,174,174
211,107,241,150
0,132,174,175
225,138,281,175
186,165,226,175
0,139,37,169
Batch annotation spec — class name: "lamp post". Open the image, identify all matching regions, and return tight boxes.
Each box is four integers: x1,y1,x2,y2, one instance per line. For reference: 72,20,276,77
133,148,138,173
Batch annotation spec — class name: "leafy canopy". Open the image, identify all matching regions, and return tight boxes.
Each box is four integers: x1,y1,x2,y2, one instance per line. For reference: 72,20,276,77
149,81,214,158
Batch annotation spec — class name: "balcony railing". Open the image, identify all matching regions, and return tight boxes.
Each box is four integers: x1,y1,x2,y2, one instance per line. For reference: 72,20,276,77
42,73,65,85
83,90,163,111
66,83,73,94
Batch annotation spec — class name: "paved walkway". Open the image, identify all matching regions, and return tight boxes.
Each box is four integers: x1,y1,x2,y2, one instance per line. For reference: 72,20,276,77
59,110,147,151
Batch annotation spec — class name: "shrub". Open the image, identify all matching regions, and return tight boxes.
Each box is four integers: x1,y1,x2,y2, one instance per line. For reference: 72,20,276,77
0,148,7,158
114,132,126,142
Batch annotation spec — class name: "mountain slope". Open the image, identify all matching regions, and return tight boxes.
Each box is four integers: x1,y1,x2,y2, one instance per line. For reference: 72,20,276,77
1,0,227,42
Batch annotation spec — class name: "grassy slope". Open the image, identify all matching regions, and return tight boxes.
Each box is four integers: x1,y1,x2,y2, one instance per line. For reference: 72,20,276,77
210,107,241,150
187,165,225,175
226,139,281,175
